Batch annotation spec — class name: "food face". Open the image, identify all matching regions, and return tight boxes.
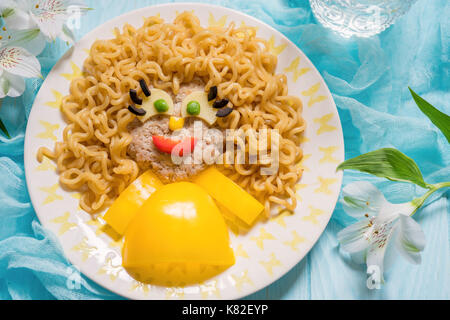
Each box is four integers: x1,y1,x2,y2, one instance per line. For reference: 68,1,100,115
127,79,229,183
37,12,306,287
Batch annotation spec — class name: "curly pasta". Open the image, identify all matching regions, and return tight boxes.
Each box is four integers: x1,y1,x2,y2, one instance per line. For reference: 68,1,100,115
38,12,305,216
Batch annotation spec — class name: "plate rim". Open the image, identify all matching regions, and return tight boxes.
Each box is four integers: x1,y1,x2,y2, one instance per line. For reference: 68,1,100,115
24,2,345,300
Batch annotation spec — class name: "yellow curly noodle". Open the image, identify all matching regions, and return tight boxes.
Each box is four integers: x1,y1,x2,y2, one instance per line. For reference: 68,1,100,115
38,12,305,216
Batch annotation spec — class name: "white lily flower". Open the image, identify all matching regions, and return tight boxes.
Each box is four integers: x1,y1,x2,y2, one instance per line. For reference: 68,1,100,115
0,43,41,98
0,0,90,45
338,181,426,285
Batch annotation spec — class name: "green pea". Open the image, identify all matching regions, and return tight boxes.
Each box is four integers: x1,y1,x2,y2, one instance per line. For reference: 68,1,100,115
187,101,200,115
154,99,169,112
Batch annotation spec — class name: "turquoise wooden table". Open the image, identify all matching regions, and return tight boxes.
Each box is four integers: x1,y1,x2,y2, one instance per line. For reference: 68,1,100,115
0,0,448,300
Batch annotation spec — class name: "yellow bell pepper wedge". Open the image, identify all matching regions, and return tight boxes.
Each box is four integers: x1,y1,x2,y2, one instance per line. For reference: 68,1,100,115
193,167,264,225
103,170,163,235
122,182,234,285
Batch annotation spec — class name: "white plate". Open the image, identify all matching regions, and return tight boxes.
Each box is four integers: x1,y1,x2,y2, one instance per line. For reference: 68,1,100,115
24,3,344,300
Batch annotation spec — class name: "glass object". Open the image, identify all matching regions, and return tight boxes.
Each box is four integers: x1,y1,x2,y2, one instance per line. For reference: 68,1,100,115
309,0,418,38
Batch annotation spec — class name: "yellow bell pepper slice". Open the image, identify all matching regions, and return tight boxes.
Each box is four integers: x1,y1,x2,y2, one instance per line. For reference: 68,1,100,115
216,201,251,235
103,170,163,235
193,167,264,225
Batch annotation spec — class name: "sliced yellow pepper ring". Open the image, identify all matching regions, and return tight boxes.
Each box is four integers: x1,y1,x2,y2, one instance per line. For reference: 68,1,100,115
123,182,235,285
103,170,163,235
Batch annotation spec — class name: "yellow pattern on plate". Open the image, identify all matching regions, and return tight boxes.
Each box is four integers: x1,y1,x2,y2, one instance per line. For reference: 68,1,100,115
165,287,185,299
44,89,63,110
97,256,123,281
250,228,275,250
36,121,59,141
267,35,287,56
314,113,337,135
302,205,325,225
271,209,292,228
315,176,338,195
35,155,55,171
231,270,253,291
60,61,83,81
283,231,306,251
199,280,221,299
284,57,310,82
40,183,63,204
301,82,327,107
50,212,76,235
130,280,150,295
208,12,227,28
235,244,249,258
319,146,340,164
259,253,282,276
72,237,97,262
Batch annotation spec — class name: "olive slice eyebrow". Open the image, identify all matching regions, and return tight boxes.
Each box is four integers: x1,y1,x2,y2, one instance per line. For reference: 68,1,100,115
213,98,229,109
216,106,233,117
139,79,151,97
208,86,217,101
129,89,142,105
128,105,146,116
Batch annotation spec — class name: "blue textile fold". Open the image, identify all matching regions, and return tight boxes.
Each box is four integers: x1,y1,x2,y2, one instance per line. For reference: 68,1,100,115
0,0,448,299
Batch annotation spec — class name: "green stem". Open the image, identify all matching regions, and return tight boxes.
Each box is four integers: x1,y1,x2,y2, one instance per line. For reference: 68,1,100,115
0,100,10,139
410,182,450,216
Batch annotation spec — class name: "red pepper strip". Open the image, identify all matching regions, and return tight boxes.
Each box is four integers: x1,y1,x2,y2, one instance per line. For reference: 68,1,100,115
152,135,197,156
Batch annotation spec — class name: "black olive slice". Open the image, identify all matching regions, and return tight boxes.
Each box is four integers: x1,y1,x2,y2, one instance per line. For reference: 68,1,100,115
216,107,233,117
139,79,151,97
208,86,218,101
213,98,229,109
129,89,142,105
128,105,146,116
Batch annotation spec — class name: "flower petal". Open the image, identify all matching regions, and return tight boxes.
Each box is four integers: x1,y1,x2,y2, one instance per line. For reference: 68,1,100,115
377,201,415,221
395,215,426,264
28,0,67,40
337,220,372,253
366,219,398,283
0,71,25,98
341,181,387,219
1,5,35,30
0,46,41,78
349,250,367,265
0,28,46,56
30,12,65,41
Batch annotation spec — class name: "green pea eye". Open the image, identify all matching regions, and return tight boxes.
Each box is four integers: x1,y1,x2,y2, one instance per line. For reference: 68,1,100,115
187,101,201,115
154,99,169,112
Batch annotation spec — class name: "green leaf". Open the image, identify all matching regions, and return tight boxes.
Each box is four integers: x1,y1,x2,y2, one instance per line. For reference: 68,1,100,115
1,8,14,18
0,118,11,139
337,148,428,188
409,87,450,143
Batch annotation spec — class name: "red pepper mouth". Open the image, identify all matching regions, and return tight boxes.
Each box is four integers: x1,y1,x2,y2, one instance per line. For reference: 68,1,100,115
152,135,197,157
